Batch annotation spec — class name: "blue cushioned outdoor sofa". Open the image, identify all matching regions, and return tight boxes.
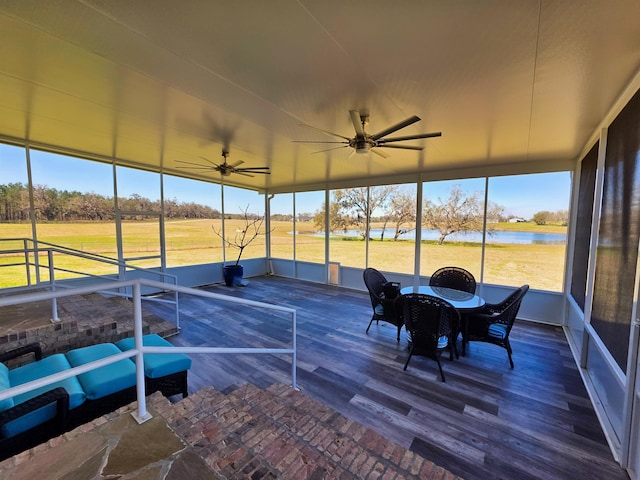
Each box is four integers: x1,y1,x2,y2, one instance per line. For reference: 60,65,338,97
0,334,190,460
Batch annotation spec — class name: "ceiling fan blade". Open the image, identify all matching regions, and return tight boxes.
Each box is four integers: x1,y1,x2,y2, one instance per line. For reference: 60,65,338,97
377,132,442,143
238,170,270,175
175,159,215,168
350,110,365,136
299,123,351,141
199,156,220,167
175,160,225,171
311,145,350,154
228,160,244,168
377,144,423,151
370,148,390,158
176,166,222,171
370,115,421,141
234,171,255,177
292,140,347,144
237,167,270,171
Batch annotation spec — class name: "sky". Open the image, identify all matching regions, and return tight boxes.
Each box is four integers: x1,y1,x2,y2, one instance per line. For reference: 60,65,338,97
1,144,571,218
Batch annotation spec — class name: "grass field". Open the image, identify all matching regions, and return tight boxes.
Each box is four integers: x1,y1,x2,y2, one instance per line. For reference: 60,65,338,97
0,220,566,291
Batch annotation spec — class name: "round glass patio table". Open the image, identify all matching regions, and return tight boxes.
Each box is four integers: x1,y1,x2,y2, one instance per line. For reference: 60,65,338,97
399,285,485,311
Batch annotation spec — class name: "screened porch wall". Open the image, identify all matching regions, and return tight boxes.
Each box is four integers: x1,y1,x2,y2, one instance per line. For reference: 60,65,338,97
565,85,640,461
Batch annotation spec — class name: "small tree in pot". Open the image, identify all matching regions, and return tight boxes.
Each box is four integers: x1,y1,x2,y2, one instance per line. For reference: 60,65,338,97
212,205,268,286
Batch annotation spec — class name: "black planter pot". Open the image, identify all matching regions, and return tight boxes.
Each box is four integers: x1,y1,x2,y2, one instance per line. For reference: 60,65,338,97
223,264,244,287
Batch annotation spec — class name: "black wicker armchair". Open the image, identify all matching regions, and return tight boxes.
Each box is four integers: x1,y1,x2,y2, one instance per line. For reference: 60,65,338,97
429,266,476,348
462,284,529,368
395,293,460,381
363,267,403,342
429,266,477,294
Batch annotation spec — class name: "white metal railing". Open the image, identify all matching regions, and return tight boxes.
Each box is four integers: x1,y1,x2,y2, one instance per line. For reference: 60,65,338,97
0,278,297,423
0,238,180,327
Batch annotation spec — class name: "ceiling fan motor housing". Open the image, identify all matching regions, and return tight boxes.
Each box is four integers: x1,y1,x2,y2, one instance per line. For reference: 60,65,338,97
351,136,374,154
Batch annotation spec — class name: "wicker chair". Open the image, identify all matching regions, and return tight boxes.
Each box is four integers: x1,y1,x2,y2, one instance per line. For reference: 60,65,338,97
429,266,476,351
429,266,477,294
363,268,403,342
462,285,529,368
396,293,460,381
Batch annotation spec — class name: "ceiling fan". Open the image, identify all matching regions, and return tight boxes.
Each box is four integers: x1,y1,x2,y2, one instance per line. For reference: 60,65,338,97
175,150,270,177
294,110,441,158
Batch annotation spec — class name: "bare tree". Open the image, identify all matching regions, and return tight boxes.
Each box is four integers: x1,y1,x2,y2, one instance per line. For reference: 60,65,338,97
313,201,348,232
387,188,417,241
333,186,396,239
212,206,269,265
423,185,485,244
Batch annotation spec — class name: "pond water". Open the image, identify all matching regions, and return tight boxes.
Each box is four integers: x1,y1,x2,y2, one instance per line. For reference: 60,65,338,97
310,228,566,245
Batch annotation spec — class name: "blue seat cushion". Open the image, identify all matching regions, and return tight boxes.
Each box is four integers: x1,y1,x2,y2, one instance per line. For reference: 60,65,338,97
115,334,192,379
488,323,507,340
374,303,385,316
65,344,136,400
4,354,86,437
0,364,13,411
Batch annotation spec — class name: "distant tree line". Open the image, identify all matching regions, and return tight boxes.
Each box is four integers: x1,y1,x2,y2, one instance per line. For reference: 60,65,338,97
0,183,221,222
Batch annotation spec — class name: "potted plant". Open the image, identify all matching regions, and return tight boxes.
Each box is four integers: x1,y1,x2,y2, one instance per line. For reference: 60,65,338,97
212,206,268,287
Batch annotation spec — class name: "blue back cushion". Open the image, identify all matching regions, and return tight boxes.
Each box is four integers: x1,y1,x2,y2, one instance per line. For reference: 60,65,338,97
115,334,191,379
65,343,136,400
4,354,86,438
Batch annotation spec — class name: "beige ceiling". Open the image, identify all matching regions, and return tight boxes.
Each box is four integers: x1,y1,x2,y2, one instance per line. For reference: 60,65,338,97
1,1,640,193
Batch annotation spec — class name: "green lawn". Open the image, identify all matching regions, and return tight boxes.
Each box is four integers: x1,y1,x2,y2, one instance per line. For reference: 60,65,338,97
0,220,566,291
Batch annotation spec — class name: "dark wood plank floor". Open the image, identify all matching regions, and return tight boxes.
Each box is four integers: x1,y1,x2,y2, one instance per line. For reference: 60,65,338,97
144,275,628,480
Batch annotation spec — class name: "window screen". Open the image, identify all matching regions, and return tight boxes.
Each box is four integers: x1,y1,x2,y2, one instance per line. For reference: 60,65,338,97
591,88,640,373
570,143,598,310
